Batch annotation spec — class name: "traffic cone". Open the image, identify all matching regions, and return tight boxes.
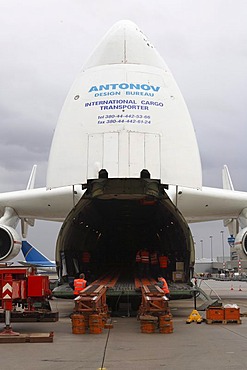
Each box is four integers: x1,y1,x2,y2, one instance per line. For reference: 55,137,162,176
239,285,242,291
230,284,234,291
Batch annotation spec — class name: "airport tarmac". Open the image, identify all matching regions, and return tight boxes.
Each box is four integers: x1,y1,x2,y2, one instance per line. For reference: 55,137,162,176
1,280,247,370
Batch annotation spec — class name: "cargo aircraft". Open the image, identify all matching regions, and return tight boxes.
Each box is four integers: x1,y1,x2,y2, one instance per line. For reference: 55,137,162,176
0,21,247,301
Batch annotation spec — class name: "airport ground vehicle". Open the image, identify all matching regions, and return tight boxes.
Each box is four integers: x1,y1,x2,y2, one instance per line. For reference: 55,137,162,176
0,265,58,323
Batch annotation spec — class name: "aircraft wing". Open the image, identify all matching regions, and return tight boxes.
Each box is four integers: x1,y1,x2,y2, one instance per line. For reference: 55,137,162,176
0,185,83,221
0,185,84,261
1,183,247,225
176,186,247,224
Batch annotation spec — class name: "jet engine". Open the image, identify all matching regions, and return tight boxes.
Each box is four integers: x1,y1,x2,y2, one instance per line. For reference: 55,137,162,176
231,227,247,261
0,225,22,261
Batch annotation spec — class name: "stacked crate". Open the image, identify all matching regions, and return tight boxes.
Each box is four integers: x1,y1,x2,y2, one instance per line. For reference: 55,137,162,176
159,313,173,333
139,313,173,334
206,306,241,324
224,306,241,323
138,284,173,334
140,315,158,333
172,262,185,282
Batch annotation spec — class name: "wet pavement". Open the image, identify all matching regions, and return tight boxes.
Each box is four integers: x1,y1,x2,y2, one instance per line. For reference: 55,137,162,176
0,280,247,370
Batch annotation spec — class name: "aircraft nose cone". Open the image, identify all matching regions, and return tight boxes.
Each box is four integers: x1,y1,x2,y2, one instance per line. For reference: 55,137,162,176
83,20,166,70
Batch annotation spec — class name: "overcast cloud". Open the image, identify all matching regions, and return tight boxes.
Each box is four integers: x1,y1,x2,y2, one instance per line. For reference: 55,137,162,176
1,0,247,260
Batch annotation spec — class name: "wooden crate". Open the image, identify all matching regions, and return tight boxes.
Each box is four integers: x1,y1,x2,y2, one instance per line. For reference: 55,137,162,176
224,308,240,321
206,307,224,321
172,271,185,282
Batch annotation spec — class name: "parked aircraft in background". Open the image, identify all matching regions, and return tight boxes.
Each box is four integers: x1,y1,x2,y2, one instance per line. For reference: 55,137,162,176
0,20,247,300
19,240,56,273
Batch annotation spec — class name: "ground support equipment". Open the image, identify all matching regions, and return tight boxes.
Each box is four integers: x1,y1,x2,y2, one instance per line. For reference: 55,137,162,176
0,267,58,323
186,309,203,324
139,284,169,316
138,284,173,333
0,265,58,342
73,284,110,334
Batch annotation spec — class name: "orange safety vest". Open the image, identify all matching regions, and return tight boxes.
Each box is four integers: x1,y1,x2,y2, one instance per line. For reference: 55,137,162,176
159,277,170,295
136,250,141,263
73,279,87,295
141,250,150,264
82,252,91,263
159,255,168,268
150,252,158,265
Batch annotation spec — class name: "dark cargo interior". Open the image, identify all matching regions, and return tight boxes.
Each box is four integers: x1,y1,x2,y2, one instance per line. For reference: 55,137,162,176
56,179,195,290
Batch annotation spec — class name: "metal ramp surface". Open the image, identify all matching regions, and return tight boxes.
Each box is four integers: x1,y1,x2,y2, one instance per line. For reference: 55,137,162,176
193,286,219,311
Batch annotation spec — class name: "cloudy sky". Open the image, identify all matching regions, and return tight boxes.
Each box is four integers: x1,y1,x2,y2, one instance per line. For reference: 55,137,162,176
1,0,247,260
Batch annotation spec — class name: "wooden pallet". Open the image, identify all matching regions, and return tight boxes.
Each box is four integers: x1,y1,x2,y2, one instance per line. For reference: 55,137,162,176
0,332,54,343
0,311,59,322
206,319,241,325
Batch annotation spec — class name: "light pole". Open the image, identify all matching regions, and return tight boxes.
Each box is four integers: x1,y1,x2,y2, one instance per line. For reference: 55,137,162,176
200,239,204,259
220,230,225,264
210,235,213,261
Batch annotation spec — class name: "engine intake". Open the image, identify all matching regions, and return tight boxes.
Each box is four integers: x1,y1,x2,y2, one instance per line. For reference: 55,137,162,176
0,225,22,261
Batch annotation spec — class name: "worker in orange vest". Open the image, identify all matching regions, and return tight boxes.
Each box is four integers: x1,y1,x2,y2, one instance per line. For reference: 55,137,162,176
157,276,170,299
81,251,91,276
73,273,87,296
82,251,90,263
150,250,159,278
140,248,150,277
159,254,169,278
135,249,142,277
135,250,141,263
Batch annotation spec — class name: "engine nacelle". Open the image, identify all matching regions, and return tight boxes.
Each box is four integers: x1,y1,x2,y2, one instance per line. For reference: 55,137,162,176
233,227,247,260
0,225,22,261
